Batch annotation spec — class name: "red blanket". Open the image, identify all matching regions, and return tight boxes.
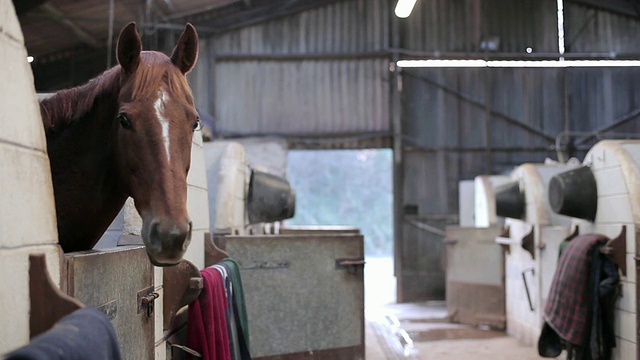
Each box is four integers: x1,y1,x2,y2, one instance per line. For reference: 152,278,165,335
187,268,231,360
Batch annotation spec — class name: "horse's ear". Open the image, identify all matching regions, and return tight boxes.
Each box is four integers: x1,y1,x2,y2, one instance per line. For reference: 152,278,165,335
171,23,199,74
117,22,142,74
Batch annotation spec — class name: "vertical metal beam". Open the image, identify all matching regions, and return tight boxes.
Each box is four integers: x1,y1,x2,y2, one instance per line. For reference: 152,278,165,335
390,0,405,302
107,0,115,69
560,68,571,161
483,70,492,173
208,40,218,136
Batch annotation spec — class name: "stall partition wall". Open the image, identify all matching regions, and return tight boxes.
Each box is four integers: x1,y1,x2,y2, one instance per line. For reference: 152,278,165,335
569,141,640,360
223,233,365,359
0,1,61,354
502,219,571,346
499,163,575,346
445,226,505,329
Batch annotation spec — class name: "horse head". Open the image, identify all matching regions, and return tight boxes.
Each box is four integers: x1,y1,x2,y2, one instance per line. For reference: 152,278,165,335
115,23,199,266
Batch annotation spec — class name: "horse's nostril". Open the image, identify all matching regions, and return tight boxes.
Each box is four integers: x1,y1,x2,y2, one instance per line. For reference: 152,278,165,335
150,220,161,240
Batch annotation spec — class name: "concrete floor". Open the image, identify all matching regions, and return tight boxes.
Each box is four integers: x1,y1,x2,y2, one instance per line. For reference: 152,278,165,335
364,257,558,360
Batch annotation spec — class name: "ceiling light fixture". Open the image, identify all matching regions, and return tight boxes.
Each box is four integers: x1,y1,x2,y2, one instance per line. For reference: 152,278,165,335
397,59,640,68
395,0,418,18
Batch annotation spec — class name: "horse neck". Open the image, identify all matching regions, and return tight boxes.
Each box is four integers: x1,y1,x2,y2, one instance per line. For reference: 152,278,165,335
44,73,129,251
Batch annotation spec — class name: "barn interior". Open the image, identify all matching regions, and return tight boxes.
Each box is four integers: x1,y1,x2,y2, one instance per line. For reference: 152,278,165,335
3,0,640,359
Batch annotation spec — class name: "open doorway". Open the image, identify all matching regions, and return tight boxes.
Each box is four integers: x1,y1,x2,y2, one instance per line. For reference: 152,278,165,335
286,149,396,309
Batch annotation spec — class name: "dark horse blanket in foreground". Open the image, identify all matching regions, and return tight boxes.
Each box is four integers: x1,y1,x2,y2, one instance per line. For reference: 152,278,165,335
539,234,619,359
4,307,121,360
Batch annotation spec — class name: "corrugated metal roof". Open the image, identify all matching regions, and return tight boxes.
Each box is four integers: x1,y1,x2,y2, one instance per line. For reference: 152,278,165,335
18,0,237,58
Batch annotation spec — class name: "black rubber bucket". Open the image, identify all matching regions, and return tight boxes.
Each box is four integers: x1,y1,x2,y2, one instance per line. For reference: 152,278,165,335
548,166,597,221
247,170,296,224
494,181,525,219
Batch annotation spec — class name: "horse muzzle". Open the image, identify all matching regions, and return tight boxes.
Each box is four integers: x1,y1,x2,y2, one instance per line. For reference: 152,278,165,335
143,218,192,266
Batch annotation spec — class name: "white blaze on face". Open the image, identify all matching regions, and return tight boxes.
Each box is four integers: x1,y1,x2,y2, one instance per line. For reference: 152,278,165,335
154,89,171,162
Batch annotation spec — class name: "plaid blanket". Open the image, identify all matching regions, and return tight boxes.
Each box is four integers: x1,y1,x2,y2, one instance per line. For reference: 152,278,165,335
543,234,609,345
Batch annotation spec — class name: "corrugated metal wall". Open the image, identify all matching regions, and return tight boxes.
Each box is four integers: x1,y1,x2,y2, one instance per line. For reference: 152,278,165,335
194,0,640,302
401,0,558,54
565,3,640,54
199,0,391,147
214,59,389,135
399,64,640,300
212,1,388,54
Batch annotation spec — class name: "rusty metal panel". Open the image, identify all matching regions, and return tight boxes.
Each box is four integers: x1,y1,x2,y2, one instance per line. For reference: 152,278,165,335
224,234,364,358
64,246,154,360
444,226,505,329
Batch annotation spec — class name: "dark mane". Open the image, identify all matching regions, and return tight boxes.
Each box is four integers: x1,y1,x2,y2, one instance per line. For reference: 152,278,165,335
39,51,194,132
40,66,120,132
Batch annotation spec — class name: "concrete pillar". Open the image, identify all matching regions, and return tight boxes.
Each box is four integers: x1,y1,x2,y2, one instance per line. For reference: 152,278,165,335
0,1,61,353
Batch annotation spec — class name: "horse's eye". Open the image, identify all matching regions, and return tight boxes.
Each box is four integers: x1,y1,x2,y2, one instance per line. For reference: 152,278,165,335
118,113,133,130
192,118,202,131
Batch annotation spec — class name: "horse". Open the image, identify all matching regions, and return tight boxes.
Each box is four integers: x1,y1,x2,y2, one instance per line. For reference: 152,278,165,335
39,22,200,266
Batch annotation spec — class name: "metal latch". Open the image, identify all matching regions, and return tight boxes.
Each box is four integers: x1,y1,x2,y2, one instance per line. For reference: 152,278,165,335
137,286,159,317
335,257,366,275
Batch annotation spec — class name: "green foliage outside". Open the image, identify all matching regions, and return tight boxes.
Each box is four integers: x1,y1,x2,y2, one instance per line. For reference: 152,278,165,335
286,149,393,257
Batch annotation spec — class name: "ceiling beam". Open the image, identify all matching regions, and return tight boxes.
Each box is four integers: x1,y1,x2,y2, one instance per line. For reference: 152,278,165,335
37,3,101,48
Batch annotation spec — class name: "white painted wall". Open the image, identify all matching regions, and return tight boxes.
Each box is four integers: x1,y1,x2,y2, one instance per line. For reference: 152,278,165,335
458,180,475,227
204,141,249,235
571,140,640,360
501,163,576,346
235,138,288,178
474,175,511,227
0,1,61,353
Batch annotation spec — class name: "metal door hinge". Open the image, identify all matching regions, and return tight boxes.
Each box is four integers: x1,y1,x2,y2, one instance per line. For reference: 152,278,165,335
137,286,158,317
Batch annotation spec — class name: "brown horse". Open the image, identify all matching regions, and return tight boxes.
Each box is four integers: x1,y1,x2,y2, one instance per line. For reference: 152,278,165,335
40,22,199,266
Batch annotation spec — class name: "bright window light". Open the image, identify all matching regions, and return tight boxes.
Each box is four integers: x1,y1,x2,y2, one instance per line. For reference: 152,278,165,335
397,59,640,68
395,0,417,18
27,56,34,63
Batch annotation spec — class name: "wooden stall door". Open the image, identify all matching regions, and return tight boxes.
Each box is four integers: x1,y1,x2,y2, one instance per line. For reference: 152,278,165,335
63,246,155,360
223,233,365,360
445,226,505,329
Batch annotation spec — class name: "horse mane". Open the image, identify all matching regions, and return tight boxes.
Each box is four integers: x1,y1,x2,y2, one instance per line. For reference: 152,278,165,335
40,51,194,132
